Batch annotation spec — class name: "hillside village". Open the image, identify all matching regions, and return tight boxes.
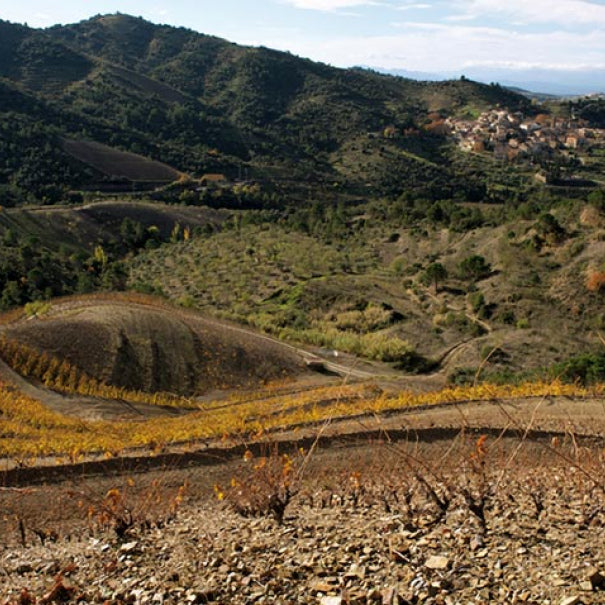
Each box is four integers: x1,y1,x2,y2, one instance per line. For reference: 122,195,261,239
447,109,605,164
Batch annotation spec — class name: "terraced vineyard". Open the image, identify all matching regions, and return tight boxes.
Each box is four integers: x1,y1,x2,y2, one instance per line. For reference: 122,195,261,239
1,361,602,463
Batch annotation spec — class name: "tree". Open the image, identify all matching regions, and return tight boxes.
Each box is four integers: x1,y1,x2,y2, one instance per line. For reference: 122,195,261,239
422,262,448,293
459,255,491,282
535,212,565,245
0,280,23,309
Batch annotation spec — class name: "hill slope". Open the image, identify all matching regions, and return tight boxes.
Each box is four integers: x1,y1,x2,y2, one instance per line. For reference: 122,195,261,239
0,14,532,203
62,139,183,184
0,297,305,395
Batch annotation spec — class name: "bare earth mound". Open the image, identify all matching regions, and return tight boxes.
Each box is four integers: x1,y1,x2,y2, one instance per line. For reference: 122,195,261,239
2,301,304,395
62,139,182,182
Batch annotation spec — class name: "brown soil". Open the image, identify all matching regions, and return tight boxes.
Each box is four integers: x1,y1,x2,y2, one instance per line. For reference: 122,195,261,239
1,299,306,397
62,139,182,182
2,430,605,603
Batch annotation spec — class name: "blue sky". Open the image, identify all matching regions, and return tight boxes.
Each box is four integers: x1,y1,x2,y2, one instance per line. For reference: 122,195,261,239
2,0,605,75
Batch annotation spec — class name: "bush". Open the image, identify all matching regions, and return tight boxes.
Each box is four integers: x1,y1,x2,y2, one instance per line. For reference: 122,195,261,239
72,478,188,539
447,367,476,386
588,189,605,211
279,326,413,362
468,291,485,314
459,255,492,282
215,444,306,524
535,212,565,244
551,353,605,385
23,300,51,318
394,351,438,374
586,271,605,293
333,305,392,333
176,294,196,308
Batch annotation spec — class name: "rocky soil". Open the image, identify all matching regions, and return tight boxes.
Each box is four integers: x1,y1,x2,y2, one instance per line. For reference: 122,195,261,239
2,436,605,604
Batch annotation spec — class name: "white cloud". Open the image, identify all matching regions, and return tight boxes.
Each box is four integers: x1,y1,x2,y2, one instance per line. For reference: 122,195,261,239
33,12,53,23
457,0,605,27
396,3,432,11
249,22,605,73
281,0,384,11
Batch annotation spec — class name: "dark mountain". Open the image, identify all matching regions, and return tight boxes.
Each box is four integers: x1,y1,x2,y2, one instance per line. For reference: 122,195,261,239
383,66,605,97
0,13,532,205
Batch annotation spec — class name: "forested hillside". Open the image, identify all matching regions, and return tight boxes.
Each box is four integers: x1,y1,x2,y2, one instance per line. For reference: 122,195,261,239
1,13,605,380
0,14,534,205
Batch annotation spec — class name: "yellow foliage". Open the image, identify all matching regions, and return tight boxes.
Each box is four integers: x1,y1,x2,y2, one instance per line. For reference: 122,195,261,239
0,373,600,463
0,336,198,410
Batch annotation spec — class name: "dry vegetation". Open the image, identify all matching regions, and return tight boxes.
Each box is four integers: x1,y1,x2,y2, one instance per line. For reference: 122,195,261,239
125,206,605,377
0,295,604,465
1,296,605,602
0,296,304,397
0,368,603,463
2,430,605,603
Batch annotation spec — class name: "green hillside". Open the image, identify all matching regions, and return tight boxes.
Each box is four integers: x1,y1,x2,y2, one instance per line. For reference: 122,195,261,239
1,13,605,382
0,14,534,205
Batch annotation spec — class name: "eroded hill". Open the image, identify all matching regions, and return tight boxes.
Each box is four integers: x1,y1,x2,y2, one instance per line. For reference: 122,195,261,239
0,297,305,396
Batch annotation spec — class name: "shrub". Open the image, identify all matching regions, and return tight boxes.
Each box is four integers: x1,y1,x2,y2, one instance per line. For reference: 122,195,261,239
535,212,565,244
447,367,476,386
73,478,188,539
586,271,605,293
176,294,196,308
333,304,392,333
498,309,516,325
23,300,51,318
394,351,438,374
459,255,492,282
468,291,485,314
216,444,307,524
551,353,605,385
279,326,413,362
390,257,405,275
588,189,605,211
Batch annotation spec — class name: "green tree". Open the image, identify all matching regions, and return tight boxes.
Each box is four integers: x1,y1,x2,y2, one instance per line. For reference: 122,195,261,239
459,255,491,282
422,262,448,293
535,212,565,245
0,280,23,309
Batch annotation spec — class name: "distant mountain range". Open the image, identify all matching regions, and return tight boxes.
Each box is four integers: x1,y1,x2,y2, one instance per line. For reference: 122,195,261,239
380,67,605,97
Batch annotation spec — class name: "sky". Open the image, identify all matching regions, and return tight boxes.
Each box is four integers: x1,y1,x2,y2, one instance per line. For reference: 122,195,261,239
2,0,605,89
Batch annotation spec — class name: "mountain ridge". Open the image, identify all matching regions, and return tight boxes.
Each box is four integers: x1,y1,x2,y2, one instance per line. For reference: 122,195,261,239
379,65,605,97
0,13,533,204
